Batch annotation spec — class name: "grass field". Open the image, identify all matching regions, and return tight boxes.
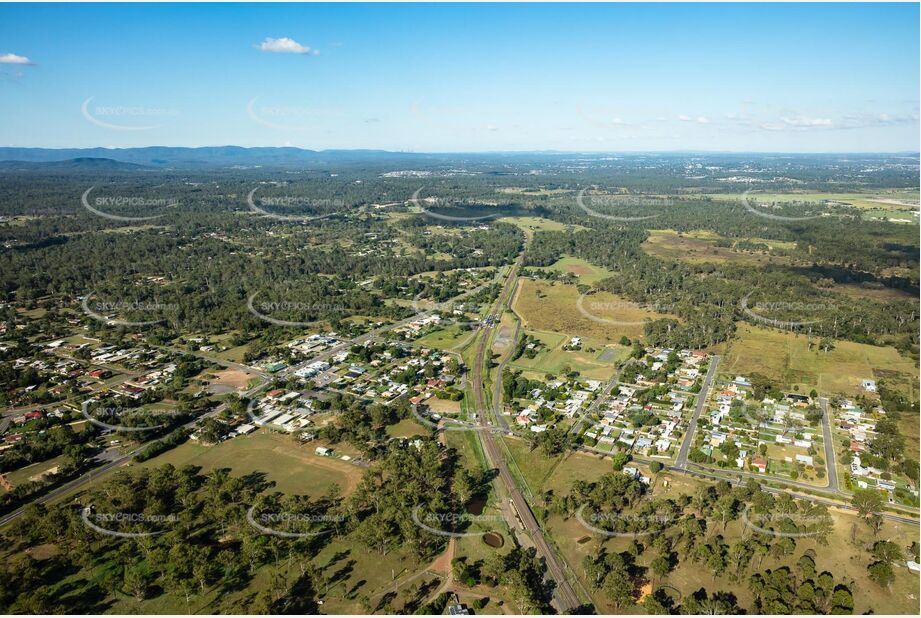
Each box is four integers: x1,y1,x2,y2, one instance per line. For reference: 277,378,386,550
722,323,918,401
702,190,920,212
507,328,626,381
415,323,478,349
498,437,614,497
137,430,363,497
534,255,617,285
496,215,586,234
513,278,675,343
829,282,917,302
643,229,798,266
385,418,430,438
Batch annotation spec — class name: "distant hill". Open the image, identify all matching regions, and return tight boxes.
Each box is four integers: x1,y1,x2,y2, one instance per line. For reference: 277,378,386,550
0,157,149,172
0,146,437,169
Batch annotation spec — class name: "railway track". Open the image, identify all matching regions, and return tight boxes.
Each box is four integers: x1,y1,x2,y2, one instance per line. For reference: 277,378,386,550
469,255,583,613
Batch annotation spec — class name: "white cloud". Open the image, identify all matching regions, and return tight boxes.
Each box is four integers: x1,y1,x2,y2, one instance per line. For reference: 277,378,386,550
256,37,317,55
840,112,918,128
678,115,709,124
0,53,33,65
780,116,833,127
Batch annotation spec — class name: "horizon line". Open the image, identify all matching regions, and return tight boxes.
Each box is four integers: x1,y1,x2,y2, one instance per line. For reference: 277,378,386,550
1,145,919,156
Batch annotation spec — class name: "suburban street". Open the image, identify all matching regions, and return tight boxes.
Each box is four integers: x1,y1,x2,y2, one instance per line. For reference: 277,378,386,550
675,354,720,468
818,397,840,492
0,277,505,529
0,375,270,528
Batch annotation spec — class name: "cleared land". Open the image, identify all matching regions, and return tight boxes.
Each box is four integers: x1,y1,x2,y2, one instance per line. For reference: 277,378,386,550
722,323,918,401
703,190,920,212
513,278,676,342
643,229,798,266
507,329,627,381
138,430,363,497
204,368,255,393
534,255,617,285
497,216,587,237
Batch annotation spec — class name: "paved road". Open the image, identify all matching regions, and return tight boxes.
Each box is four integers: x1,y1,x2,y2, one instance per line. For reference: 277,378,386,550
818,397,840,492
671,461,919,527
0,377,270,528
282,278,496,379
469,255,582,614
571,443,919,527
675,355,720,468
568,368,623,437
489,275,522,432
1,281,499,529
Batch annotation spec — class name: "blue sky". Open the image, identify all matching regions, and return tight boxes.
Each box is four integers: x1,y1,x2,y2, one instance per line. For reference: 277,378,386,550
1,2,918,152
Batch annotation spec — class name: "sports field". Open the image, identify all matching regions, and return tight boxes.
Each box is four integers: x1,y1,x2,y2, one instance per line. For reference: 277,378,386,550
138,430,363,497
507,328,626,381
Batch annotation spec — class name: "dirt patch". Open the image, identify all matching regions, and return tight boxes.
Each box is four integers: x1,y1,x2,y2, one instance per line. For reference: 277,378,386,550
0,474,11,491
565,263,593,276
208,368,253,392
637,582,653,602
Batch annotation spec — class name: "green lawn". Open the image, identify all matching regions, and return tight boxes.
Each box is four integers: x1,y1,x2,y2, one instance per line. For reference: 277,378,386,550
534,255,617,285
137,430,363,497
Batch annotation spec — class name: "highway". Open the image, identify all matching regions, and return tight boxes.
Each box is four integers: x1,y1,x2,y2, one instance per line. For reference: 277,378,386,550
675,355,720,468
468,255,582,613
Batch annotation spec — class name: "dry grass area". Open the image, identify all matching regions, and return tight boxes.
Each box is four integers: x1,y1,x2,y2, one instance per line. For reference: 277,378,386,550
513,278,675,342
138,430,363,497
643,229,798,266
207,368,254,391
722,323,917,400
829,282,917,302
